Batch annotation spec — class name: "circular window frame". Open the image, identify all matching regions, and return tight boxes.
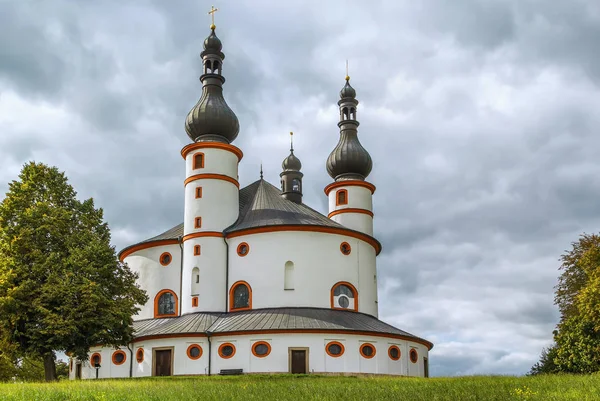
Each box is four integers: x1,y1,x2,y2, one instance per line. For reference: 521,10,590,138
251,341,271,358
388,345,401,361
159,252,172,266
237,242,250,257
90,352,101,367
359,343,376,359
325,341,345,358
340,242,351,255
409,348,419,363
112,350,127,366
218,342,236,359
187,344,203,360
136,348,144,363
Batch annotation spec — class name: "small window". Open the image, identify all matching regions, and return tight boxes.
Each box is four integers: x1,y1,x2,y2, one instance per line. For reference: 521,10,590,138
192,296,198,307
230,281,251,311
284,261,294,290
388,346,401,361
218,343,236,359
326,341,345,358
410,349,418,363
193,153,204,169
187,344,203,360
252,341,271,358
237,242,249,257
195,187,203,199
194,217,202,228
340,242,351,255
360,343,376,359
192,267,200,295
136,348,144,363
90,353,101,367
292,178,300,192
336,189,348,205
159,252,172,266
112,350,126,365
194,245,201,256
155,290,178,317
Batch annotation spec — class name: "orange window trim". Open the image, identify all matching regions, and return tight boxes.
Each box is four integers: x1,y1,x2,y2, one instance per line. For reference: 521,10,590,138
181,142,244,161
112,350,127,365
359,343,376,359
90,353,101,366
132,330,433,350
336,189,348,206
159,252,172,266
192,296,198,307
328,208,374,218
186,344,203,360
388,345,401,361
340,242,352,255
182,231,223,242
119,239,179,261
136,348,144,363
194,217,202,228
154,289,179,318
225,225,382,255
410,348,419,363
325,341,345,358
218,342,236,359
192,152,205,169
195,187,203,199
184,173,240,188
236,242,250,257
194,245,201,255
251,341,271,358
330,281,358,312
324,180,376,196
229,280,252,312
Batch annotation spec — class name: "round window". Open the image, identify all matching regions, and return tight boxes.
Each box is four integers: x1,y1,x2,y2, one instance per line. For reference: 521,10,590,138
90,353,101,367
360,343,376,359
326,341,345,357
237,243,249,257
410,348,418,363
340,242,351,255
219,343,236,359
389,346,400,361
159,252,172,266
112,351,126,365
187,344,203,360
338,295,350,309
252,341,271,358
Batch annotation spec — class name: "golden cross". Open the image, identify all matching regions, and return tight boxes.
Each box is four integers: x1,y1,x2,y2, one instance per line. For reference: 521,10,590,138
208,5,219,29
345,60,350,81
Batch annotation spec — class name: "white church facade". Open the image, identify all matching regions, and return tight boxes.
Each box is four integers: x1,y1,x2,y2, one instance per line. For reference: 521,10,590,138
69,21,432,380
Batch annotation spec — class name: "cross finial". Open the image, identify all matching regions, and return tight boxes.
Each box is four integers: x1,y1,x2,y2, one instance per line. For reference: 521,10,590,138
345,60,350,81
290,131,294,152
208,5,219,30
260,163,263,179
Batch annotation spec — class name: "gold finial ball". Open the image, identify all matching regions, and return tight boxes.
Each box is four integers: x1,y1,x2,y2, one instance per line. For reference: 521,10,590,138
290,131,293,136
210,24,216,30
345,75,350,81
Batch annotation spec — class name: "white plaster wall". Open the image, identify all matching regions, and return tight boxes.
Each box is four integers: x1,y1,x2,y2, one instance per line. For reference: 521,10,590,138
185,147,239,179
124,244,182,320
183,179,239,235
181,237,227,314
74,346,130,379
228,231,378,317
328,185,374,236
331,213,374,236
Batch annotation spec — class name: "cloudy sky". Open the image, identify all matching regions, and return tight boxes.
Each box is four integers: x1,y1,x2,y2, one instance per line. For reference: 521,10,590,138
2,0,600,376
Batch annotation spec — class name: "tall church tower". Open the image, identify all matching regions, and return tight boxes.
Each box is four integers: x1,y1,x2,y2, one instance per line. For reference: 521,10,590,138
325,75,375,236
180,20,243,314
280,133,303,204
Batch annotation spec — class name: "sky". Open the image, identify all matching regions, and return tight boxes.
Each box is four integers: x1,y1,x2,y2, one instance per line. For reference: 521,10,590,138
1,0,600,377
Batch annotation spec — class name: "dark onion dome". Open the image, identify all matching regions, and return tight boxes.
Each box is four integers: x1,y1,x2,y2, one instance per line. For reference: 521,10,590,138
340,78,356,99
185,27,239,144
282,150,302,171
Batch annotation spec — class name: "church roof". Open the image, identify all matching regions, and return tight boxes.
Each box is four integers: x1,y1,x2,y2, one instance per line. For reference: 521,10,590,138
132,307,433,350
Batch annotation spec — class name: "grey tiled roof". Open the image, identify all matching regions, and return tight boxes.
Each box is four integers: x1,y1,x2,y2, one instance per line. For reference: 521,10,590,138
132,307,433,349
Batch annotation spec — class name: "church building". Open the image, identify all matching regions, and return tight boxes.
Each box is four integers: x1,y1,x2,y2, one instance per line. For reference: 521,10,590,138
69,17,432,379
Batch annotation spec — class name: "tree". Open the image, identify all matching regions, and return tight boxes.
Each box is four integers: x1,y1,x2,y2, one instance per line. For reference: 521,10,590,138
531,233,600,374
0,162,147,381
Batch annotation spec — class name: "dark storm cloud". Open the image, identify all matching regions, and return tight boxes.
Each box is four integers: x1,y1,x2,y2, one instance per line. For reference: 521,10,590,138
1,0,599,376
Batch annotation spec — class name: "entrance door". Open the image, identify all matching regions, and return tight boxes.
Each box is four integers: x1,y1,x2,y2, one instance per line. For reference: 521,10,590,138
75,363,82,379
291,350,306,374
154,349,173,376
424,357,429,378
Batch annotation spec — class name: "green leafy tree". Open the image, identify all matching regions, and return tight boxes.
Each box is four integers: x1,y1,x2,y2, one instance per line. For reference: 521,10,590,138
0,162,147,381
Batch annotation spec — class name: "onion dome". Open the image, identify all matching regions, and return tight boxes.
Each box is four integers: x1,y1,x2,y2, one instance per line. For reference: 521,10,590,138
282,150,302,171
184,27,240,144
280,132,303,204
326,77,372,181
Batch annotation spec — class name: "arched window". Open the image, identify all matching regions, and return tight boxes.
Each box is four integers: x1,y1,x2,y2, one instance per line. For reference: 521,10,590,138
292,179,300,192
193,152,204,169
229,281,252,311
331,282,358,311
191,267,200,295
284,261,294,290
154,289,178,318
336,189,348,206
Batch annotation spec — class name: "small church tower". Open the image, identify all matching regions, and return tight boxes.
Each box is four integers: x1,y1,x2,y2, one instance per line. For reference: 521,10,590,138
325,74,375,236
280,132,303,204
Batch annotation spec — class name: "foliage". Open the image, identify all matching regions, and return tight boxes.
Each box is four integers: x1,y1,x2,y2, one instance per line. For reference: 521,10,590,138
0,162,148,381
529,346,559,375
0,374,599,401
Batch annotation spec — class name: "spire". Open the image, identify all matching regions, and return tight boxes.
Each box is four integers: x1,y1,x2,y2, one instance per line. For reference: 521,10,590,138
280,132,303,204
260,163,263,179
326,73,372,181
184,7,239,144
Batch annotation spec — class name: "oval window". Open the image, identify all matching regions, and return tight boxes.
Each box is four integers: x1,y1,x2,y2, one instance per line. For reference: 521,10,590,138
90,353,101,367
252,341,271,358
237,243,249,257
136,348,144,363
388,346,400,361
159,252,172,266
410,348,419,363
219,343,236,359
326,341,345,357
187,344,203,360
112,350,126,365
360,343,376,359
340,242,351,255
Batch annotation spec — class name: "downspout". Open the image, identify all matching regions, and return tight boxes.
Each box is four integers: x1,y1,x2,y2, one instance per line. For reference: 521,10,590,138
178,235,184,316
206,331,213,376
126,343,133,378
222,235,229,312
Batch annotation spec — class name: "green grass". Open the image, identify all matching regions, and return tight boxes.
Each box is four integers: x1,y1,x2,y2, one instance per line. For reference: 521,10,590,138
0,374,599,401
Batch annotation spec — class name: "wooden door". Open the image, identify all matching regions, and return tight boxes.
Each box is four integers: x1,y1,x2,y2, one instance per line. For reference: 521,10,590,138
291,350,306,374
154,350,172,376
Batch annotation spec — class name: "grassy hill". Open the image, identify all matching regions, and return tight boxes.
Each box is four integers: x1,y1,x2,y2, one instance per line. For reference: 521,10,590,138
0,374,598,401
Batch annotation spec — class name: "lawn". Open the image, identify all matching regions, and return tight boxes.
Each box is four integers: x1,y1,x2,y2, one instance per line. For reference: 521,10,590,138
0,374,598,401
